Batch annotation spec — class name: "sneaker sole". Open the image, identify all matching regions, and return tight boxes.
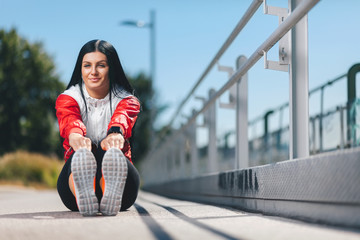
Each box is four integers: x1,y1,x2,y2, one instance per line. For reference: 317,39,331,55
100,148,128,216
71,148,98,216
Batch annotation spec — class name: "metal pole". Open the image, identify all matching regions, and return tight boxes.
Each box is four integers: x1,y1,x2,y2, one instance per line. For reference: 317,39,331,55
150,10,156,142
311,117,316,153
347,63,360,146
179,133,186,178
236,55,249,169
150,10,156,89
119,11,156,142
339,106,345,149
264,110,274,163
319,87,324,152
208,89,218,173
190,109,199,177
289,0,310,159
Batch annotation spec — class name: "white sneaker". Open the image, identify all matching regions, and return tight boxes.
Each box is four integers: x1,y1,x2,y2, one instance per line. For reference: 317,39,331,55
100,148,128,216
71,148,98,216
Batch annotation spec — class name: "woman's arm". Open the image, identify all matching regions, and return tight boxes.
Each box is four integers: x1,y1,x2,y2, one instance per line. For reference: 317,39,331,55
55,94,91,151
107,96,140,139
101,96,140,151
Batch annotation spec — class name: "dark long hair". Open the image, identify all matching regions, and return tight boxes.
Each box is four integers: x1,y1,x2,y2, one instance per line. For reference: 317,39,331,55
67,39,134,98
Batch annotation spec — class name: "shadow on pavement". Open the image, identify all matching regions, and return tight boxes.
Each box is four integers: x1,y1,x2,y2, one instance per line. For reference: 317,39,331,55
0,211,87,219
134,203,174,240
138,196,243,240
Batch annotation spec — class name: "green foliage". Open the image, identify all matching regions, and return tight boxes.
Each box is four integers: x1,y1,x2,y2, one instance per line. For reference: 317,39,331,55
0,151,62,188
128,72,167,163
0,28,65,156
128,73,152,163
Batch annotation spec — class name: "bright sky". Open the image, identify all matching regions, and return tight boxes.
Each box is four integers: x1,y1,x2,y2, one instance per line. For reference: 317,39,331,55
1,0,359,134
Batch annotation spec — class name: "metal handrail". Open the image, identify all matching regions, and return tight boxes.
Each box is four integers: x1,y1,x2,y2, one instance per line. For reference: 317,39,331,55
174,0,320,132
168,0,263,128
309,73,347,95
149,0,320,151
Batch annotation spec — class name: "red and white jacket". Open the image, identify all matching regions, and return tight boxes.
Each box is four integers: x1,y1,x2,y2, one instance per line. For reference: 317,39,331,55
55,84,140,162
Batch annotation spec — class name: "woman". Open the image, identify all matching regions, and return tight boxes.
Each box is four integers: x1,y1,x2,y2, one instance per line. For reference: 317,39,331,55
56,39,140,216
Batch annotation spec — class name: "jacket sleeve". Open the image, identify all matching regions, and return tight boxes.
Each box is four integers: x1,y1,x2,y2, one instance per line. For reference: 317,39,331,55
108,96,140,139
55,94,87,140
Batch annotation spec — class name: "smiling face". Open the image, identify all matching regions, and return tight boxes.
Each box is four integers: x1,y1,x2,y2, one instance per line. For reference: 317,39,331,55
81,51,110,99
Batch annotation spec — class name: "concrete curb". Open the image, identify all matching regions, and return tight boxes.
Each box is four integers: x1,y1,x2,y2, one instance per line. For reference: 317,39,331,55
144,147,360,228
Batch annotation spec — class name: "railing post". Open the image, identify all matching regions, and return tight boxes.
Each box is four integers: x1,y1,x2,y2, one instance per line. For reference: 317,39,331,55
159,151,165,183
289,0,310,159
208,88,218,172
168,145,175,180
235,55,249,169
319,87,324,152
189,109,198,177
347,63,360,146
264,110,274,163
310,117,316,153
165,147,171,181
178,132,186,178
339,106,345,149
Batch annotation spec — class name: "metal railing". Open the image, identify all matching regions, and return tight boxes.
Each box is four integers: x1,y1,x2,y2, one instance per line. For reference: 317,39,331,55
167,0,263,128
245,100,359,166
244,73,349,164
140,0,321,185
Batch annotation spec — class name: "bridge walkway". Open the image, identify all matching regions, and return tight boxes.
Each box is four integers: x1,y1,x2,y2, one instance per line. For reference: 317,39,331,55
0,186,358,240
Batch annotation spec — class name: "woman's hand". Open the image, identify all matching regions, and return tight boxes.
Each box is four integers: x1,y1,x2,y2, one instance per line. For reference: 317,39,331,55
101,133,125,151
69,133,92,151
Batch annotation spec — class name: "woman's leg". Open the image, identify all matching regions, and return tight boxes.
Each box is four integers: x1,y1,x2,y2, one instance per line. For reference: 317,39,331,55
94,146,140,211
93,146,106,202
57,148,98,213
120,158,140,211
57,156,78,211
57,147,140,212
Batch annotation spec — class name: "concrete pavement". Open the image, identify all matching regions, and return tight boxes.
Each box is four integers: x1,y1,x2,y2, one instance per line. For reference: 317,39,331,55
0,186,359,240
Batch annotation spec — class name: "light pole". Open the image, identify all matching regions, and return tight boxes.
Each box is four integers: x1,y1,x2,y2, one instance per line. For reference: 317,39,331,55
120,10,156,140
121,10,156,85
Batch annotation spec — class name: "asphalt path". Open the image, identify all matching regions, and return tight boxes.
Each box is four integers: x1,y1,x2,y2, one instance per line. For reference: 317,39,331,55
0,186,359,240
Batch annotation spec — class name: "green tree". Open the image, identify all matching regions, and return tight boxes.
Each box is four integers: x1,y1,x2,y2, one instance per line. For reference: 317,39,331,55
0,28,65,156
128,73,152,163
128,72,167,163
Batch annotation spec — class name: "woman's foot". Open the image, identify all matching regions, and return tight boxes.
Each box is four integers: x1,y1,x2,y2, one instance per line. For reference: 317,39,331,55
71,148,98,216
100,148,128,216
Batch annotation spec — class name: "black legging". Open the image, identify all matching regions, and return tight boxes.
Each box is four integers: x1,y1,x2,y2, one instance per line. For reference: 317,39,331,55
57,146,140,212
